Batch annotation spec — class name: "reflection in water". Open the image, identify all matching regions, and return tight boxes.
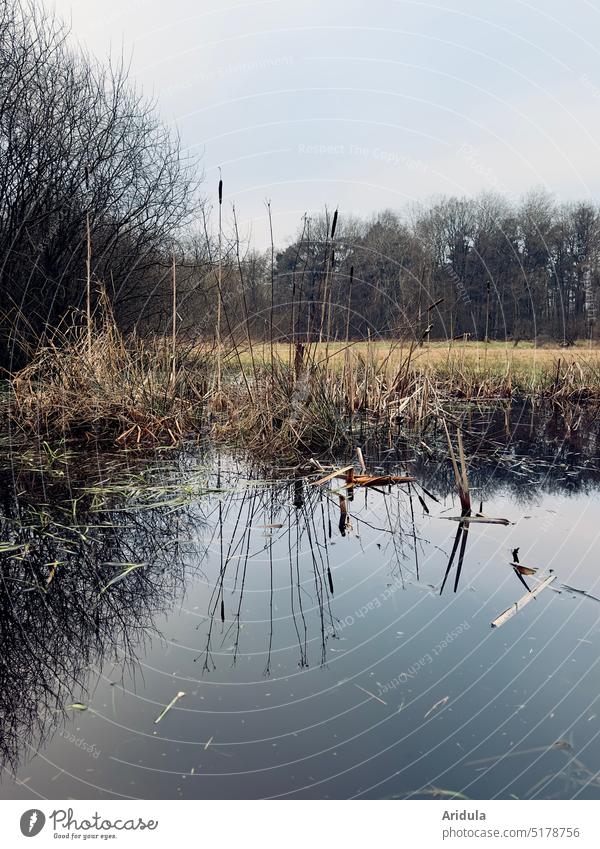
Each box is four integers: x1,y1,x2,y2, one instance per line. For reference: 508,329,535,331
408,400,600,500
0,453,424,775
440,517,471,595
0,400,599,799
196,469,420,675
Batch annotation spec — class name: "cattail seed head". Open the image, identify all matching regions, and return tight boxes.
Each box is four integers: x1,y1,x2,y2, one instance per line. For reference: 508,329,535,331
331,208,338,239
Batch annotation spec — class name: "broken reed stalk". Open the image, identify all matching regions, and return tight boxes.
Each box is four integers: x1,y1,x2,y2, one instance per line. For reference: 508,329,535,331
345,465,355,496
491,574,556,628
442,420,471,513
154,691,186,724
445,515,510,525
311,464,354,486
456,428,470,507
356,446,367,473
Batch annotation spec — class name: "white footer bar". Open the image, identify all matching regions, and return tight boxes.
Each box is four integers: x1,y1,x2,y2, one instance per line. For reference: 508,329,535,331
1,799,598,848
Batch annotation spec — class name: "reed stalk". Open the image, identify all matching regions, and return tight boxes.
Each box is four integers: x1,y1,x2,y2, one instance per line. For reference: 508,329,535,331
171,253,177,386
216,176,223,394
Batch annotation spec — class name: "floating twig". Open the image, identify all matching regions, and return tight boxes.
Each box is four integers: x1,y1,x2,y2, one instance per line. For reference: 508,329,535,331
354,474,415,487
312,465,354,486
355,683,387,705
424,695,449,718
154,691,186,724
443,515,511,526
491,575,556,628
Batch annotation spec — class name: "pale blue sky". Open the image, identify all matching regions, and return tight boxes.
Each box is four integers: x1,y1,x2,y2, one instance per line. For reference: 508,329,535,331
51,0,600,246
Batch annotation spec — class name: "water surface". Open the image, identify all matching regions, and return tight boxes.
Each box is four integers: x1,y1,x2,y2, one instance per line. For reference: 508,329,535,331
1,404,600,800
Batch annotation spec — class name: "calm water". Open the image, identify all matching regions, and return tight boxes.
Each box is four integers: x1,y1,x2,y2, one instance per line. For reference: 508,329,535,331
1,405,600,800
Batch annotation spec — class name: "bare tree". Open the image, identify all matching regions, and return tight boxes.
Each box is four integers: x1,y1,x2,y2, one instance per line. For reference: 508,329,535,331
0,0,199,369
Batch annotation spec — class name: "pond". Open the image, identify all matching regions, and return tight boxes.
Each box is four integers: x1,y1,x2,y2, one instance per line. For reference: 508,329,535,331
1,403,600,800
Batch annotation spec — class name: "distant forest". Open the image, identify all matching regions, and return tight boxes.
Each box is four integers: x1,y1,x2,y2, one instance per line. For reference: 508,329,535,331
272,192,600,345
182,191,600,348
2,1,600,372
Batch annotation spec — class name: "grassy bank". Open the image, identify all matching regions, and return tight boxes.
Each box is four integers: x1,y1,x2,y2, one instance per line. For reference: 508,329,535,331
233,339,600,397
4,311,600,458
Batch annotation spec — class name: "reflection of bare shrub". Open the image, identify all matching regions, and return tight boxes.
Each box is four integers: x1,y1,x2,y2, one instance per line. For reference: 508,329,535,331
0,471,195,770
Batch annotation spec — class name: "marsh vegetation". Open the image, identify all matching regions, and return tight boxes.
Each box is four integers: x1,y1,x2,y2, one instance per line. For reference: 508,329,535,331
2,0,600,803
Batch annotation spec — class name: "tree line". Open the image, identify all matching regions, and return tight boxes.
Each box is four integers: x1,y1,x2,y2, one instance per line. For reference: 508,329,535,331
269,191,600,346
155,190,600,349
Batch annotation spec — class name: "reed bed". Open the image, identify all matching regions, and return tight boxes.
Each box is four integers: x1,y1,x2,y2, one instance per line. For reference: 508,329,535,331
6,301,600,459
6,302,209,445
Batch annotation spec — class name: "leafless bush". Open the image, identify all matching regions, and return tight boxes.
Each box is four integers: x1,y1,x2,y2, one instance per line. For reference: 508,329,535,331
0,0,199,369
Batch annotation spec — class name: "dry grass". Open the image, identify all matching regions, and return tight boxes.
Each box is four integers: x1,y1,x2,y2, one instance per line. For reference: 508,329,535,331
227,340,600,399
7,303,209,445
